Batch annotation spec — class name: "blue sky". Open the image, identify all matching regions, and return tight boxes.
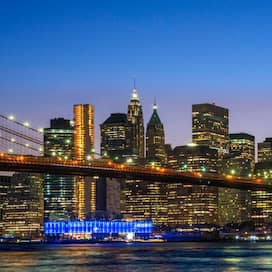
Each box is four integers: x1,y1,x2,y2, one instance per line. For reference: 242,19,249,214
1,0,272,149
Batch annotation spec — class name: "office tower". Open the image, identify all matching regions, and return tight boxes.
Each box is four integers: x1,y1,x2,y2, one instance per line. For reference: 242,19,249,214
252,138,272,225
2,173,43,239
0,175,10,236
121,179,168,225
100,113,133,161
167,144,218,226
73,104,95,219
99,113,132,217
218,133,255,225
192,103,229,156
258,138,272,162
43,118,75,221
192,103,229,225
127,86,144,159
146,103,166,164
121,101,168,225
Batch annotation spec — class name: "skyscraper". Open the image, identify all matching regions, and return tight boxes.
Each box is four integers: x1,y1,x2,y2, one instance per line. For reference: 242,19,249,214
73,104,95,220
43,118,75,221
127,86,144,159
2,173,43,239
192,103,229,155
192,103,229,225
74,104,94,160
100,113,132,161
258,138,272,162
168,144,218,226
252,138,272,225
218,133,255,225
99,113,132,216
146,103,166,164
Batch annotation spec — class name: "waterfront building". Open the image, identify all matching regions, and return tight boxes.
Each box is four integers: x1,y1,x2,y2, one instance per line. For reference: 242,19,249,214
192,103,229,226
121,179,168,226
121,101,168,225
218,133,255,226
73,104,96,219
167,144,218,226
2,173,43,239
252,138,272,225
0,175,11,236
146,103,166,164
43,118,75,221
44,220,152,240
127,86,144,159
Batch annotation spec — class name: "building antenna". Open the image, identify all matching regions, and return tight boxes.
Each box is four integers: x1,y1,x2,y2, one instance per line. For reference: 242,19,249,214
133,77,136,89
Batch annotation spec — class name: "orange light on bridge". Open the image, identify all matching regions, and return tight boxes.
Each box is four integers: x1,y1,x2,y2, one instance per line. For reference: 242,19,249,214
0,153,4,157
226,175,233,180
256,178,263,183
160,168,165,173
120,164,125,169
108,161,112,166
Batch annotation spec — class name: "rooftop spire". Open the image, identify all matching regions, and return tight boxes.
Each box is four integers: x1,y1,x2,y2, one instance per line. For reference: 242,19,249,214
131,78,139,101
153,99,158,110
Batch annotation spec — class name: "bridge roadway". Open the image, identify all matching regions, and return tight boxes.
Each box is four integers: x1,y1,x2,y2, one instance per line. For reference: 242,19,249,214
0,154,270,192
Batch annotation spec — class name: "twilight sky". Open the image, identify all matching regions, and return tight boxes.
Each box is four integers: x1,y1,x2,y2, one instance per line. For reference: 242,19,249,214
1,0,272,151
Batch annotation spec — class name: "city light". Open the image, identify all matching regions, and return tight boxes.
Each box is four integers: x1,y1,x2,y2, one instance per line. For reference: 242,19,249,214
8,115,15,121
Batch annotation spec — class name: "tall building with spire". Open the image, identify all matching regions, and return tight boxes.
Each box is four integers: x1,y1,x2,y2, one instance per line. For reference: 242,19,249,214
127,85,144,159
146,102,166,164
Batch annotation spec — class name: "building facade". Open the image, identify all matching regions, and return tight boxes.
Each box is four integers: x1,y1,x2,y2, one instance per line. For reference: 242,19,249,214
1,173,43,239
100,113,132,161
146,103,166,164
73,104,96,219
167,144,218,226
127,87,144,159
252,138,272,225
218,133,255,226
43,118,75,221
192,103,229,155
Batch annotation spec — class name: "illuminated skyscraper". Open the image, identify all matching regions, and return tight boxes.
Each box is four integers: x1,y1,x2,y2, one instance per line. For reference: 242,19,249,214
127,86,144,159
146,103,166,164
168,144,218,226
73,104,95,220
218,133,255,225
74,104,94,160
100,113,132,161
191,103,229,225
2,173,43,239
258,138,272,162
192,103,229,155
99,113,132,216
252,138,272,225
43,118,75,221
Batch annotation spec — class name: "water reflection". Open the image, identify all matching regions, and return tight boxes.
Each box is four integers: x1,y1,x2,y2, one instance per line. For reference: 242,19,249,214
0,242,272,272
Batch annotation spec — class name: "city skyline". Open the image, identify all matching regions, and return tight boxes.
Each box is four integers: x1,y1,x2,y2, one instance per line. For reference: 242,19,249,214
1,1,272,150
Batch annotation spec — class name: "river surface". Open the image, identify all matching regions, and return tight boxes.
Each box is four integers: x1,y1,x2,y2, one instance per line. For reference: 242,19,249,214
1,242,272,271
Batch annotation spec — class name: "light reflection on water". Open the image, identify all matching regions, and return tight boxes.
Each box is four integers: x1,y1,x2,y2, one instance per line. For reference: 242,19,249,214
0,242,272,272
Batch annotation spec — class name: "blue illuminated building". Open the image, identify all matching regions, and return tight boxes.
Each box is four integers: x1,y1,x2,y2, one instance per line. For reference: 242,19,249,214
44,220,152,240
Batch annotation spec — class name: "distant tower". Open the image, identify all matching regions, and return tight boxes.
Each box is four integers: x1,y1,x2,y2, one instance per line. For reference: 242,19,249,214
127,83,144,159
73,104,95,220
146,102,166,164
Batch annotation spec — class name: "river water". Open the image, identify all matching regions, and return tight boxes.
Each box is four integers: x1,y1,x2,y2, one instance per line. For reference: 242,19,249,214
1,242,272,271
